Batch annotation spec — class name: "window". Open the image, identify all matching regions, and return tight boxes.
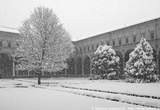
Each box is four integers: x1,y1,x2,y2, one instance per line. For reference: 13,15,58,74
100,41,104,45
16,42,19,47
133,35,136,43
96,44,99,48
150,31,154,40
106,41,109,45
2,41,8,47
112,40,115,46
8,42,11,48
0,41,2,47
77,48,79,54
83,47,86,53
141,32,145,38
78,47,81,54
125,38,128,44
119,39,121,45
76,48,79,54
80,48,82,53
87,46,90,52
92,45,94,51
75,48,79,54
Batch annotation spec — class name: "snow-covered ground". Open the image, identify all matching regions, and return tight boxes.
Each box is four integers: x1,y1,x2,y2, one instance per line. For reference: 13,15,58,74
0,78,160,110
15,78,160,108
0,79,145,110
61,79,160,97
17,78,160,97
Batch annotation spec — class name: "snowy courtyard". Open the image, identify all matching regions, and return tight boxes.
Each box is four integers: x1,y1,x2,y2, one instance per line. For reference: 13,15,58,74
0,0,160,110
0,78,160,110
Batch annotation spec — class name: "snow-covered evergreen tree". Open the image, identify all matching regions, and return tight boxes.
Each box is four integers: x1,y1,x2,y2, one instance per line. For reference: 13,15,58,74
125,37,159,83
91,44,120,79
15,7,74,84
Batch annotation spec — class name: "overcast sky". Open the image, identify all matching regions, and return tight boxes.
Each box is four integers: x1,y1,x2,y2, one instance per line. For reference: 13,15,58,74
0,0,160,41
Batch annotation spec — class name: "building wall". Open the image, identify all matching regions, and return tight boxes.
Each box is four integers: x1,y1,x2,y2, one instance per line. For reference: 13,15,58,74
70,18,160,76
0,31,19,78
0,18,160,77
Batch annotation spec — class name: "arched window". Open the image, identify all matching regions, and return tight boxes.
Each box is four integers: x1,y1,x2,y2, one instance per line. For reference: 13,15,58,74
83,47,86,53
112,40,115,46
8,42,11,48
150,31,154,40
67,58,75,74
92,45,94,51
76,57,82,75
2,40,8,47
125,49,134,62
76,48,79,54
0,41,2,47
83,56,90,75
96,44,99,48
100,41,104,45
79,47,82,54
0,53,13,77
119,39,121,45
106,41,109,45
141,32,145,38
88,46,90,52
133,35,136,43
125,38,128,44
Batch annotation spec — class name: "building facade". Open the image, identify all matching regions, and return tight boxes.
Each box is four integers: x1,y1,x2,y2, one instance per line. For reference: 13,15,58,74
0,18,160,77
68,18,160,77
0,30,19,78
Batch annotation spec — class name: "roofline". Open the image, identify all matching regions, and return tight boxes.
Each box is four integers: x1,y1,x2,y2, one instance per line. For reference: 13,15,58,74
74,17,160,43
0,30,19,34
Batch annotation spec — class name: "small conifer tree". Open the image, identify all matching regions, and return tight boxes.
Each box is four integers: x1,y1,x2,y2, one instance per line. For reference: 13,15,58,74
91,44,120,79
125,37,159,83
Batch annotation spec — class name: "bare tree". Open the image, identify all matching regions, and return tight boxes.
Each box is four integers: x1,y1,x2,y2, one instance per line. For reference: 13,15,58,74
15,7,74,84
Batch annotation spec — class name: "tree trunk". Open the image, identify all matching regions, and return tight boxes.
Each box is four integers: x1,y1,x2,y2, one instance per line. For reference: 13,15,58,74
38,72,41,85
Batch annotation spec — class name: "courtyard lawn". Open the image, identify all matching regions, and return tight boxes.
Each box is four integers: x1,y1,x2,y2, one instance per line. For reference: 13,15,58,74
13,78,160,109
61,79,160,97
16,78,160,97
0,79,142,110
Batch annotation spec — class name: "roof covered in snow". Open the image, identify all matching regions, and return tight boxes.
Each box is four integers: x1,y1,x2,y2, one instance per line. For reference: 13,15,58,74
0,27,19,33
0,27,20,38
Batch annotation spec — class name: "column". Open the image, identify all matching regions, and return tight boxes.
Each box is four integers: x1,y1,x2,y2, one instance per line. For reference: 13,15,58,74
81,58,84,76
28,70,30,77
64,69,67,76
74,59,77,75
122,53,125,74
156,50,159,74
12,56,15,78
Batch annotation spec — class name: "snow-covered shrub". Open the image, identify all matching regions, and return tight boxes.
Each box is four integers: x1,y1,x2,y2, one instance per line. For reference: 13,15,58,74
125,37,159,83
90,44,120,79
